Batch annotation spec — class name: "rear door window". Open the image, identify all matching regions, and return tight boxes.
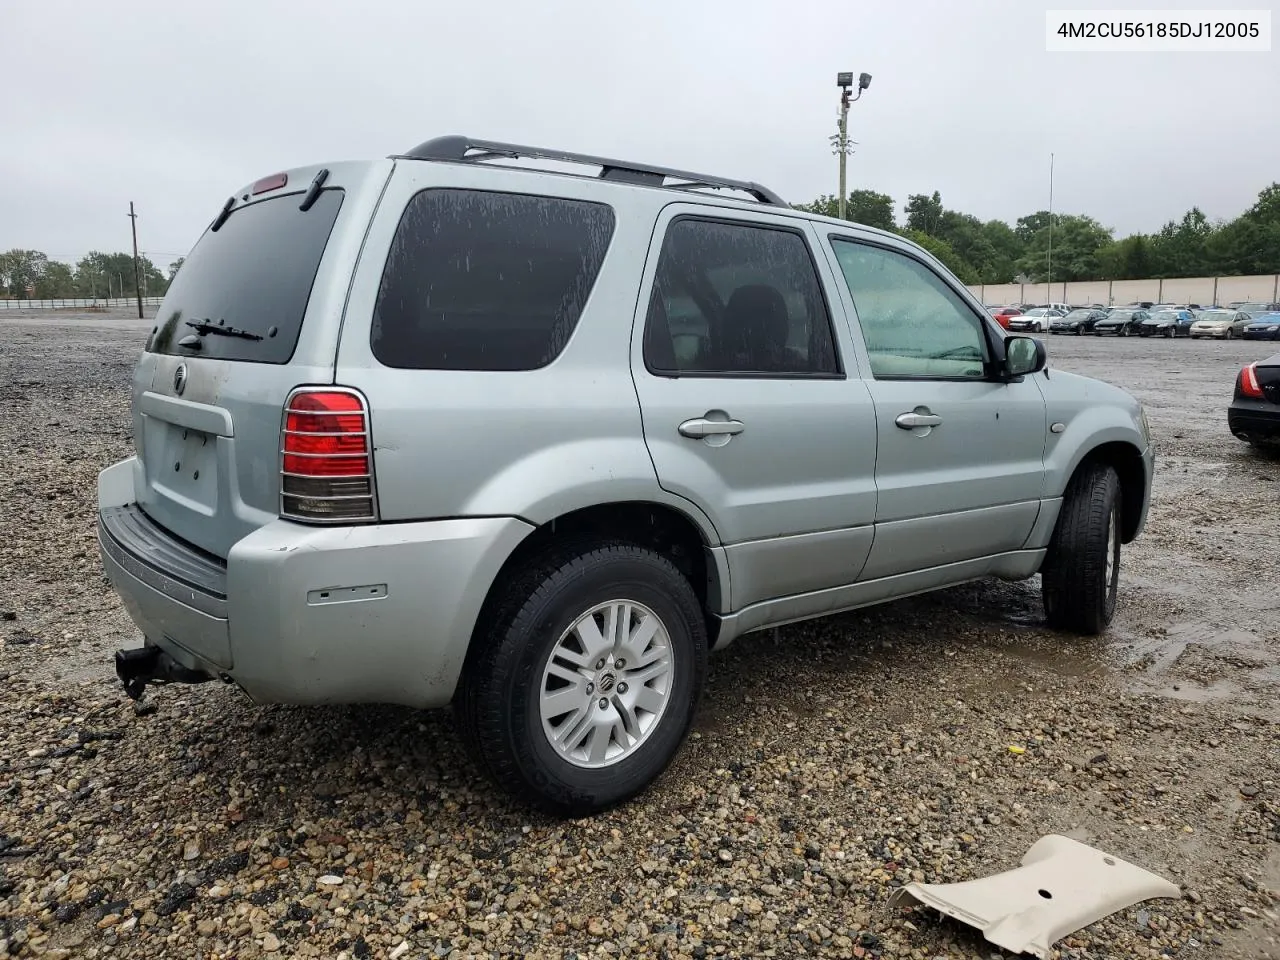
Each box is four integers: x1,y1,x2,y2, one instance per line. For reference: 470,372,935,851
371,189,615,371
147,189,345,363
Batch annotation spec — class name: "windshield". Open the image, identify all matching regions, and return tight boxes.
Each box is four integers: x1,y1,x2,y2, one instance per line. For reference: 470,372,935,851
147,189,345,363
1239,303,1270,314
1196,312,1231,322
1107,311,1133,321
1025,308,1049,316
1251,313,1280,323
1064,310,1091,320
1149,311,1177,321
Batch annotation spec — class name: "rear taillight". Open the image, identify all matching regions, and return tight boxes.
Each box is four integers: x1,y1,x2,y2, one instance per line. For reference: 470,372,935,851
280,388,377,523
1240,362,1265,399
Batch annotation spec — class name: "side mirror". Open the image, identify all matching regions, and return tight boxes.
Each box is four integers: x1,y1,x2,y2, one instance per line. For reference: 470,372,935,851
1005,336,1046,378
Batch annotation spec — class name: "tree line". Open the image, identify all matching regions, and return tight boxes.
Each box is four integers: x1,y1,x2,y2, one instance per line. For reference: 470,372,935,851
794,182,1280,286
0,250,180,300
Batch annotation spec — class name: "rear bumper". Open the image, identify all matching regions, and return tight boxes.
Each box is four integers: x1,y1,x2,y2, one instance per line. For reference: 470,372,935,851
1228,402,1280,443
97,458,534,708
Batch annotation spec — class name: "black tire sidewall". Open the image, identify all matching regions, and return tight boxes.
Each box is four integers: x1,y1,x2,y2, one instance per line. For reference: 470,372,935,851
499,552,706,814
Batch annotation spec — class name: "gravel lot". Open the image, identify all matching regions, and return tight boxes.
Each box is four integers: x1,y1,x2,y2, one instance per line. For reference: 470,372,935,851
2,309,1278,960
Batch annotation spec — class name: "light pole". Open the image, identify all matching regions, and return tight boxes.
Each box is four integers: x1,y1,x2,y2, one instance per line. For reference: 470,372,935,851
833,71,872,221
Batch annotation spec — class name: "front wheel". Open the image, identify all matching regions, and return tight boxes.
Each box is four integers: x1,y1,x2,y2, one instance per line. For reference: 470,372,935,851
1165,327,1174,338
1042,464,1121,635
456,541,708,816
1227,328,1235,340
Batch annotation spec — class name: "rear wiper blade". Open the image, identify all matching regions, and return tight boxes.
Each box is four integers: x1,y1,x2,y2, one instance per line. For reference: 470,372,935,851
185,318,263,341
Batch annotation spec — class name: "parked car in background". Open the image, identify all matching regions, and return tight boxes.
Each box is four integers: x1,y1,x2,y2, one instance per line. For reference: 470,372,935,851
988,305,1022,328
1242,313,1280,340
1139,309,1196,338
1008,307,1061,332
1094,309,1149,336
1238,302,1280,318
1051,308,1108,335
1228,355,1280,447
1190,310,1253,339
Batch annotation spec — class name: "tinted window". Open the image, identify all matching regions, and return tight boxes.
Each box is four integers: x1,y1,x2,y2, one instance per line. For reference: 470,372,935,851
147,189,345,364
371,189,615,371
643,219,839,377
829,240,987,379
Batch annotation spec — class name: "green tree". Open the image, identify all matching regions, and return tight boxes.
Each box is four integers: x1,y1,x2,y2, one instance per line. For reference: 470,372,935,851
74,251,167,298
1015,215,1113,282
34,261,75,298
903,192,944,236
168,257,185,280
0,249,51,297
1015,211,1052,243
794,190,896,231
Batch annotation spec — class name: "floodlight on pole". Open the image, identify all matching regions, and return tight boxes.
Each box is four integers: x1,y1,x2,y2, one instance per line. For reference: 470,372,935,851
832,71,871,221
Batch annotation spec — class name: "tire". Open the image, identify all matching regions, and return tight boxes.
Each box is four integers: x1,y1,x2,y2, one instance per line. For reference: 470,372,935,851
1074,327,1083,336
1041,463,1121,636
1165,327,1174,338
456,540,708,816
1227,329,1235,340
1117,327,1128,338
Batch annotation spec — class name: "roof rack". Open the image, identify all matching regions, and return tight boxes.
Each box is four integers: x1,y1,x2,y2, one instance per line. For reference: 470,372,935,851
397,135,788,207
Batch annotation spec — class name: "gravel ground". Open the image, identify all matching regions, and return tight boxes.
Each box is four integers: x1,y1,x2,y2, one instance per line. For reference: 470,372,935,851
1,310,1278,960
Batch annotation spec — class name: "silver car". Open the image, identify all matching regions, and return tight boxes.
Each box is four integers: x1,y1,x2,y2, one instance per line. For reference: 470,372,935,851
1190,310,1253,339
98,135,1155,814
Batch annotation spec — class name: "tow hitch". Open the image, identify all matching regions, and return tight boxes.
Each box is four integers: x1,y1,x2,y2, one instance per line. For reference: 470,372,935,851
114,646,211,701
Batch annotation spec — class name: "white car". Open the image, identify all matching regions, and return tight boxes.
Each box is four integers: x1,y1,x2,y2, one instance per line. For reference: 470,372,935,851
1189,310,1252,340
1007,307,1060,333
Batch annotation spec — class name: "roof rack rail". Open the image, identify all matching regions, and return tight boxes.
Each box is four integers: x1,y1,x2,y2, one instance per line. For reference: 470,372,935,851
397,135,788,207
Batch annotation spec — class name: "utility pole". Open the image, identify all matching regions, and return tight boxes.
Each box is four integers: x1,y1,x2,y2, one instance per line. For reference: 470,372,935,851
128,202,144,319
832,72,872,221
1046,153,1055,303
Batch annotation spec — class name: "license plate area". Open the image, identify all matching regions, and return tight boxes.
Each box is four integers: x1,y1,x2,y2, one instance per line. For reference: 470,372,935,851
148,421,219,512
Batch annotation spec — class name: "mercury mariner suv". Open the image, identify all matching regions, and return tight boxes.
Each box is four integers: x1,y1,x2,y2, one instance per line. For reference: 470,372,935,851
99,135,1155,815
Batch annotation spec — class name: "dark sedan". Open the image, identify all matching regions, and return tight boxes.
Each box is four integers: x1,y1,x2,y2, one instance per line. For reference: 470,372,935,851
1139,309,1196,338
1093,309,1149,336
1050,308,1107,335
1242,313,1280,340
1228,355,1280,447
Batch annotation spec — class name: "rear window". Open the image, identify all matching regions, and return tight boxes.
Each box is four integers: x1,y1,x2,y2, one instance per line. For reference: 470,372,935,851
371,189,615,371
147,188,345,364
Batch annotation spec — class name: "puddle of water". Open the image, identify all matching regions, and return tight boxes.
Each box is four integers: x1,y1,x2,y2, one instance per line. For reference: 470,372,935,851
995,639,1108,679
1149,678,1244,704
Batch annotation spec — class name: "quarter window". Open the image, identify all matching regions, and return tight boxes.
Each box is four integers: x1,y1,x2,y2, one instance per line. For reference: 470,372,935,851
371,189,615,371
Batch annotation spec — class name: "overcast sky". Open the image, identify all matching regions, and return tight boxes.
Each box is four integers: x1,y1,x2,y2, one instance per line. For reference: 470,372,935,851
3,0,1276,270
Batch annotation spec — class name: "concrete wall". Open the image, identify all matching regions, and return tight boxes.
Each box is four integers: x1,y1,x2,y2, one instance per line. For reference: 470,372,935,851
970,275,1280,307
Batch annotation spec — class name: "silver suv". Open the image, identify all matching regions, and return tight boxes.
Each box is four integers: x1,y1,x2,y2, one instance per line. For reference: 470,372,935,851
99,135,1154,815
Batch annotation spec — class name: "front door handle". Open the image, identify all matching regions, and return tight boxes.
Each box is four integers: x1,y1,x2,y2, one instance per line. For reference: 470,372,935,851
679,417,745,439
895,411,942,430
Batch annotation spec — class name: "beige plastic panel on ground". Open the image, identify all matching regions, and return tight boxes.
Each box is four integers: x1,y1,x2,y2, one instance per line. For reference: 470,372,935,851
888,834,1181,958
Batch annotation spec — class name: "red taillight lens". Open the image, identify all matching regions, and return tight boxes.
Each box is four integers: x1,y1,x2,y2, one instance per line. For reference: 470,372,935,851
1240,362,1265,399
280,388,376,523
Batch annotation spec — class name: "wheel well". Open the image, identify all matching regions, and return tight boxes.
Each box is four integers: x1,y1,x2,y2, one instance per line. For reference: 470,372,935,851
474,501,719,640
1074,442,1146,543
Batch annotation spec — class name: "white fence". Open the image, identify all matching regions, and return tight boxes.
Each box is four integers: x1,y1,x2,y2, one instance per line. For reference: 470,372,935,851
969,274,1280,307
0,297,165,311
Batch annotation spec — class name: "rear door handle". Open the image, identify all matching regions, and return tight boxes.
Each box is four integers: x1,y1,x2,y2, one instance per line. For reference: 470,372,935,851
895,411,942,429
679,417,745,438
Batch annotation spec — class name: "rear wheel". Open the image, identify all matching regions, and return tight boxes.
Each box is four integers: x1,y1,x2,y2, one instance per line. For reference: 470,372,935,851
1042,464,1121,636
456,540,707,816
